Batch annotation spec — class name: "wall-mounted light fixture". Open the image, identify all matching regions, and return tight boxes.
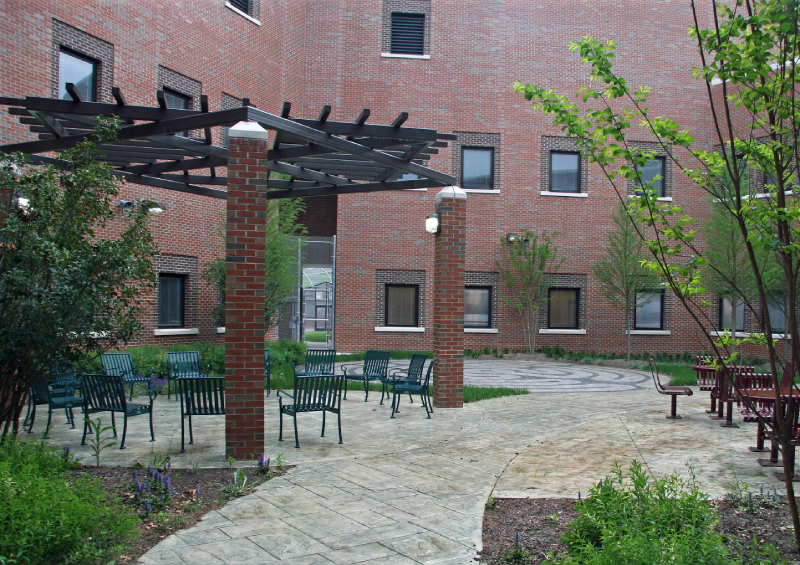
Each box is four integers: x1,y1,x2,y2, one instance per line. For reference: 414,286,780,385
118,200,166,215
425,212,441,234
118,200,135,211
506,233,519,242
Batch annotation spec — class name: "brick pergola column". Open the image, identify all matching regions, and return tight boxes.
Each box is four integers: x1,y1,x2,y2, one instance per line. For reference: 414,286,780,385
225,121,269,459
433,186,467,408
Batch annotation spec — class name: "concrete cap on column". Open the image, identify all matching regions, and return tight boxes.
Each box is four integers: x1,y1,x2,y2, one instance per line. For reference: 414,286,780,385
435,186,467,205
229,121,270,140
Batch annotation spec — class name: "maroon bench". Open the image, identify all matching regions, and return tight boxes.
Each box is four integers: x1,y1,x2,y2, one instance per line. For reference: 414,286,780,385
649,359,693,419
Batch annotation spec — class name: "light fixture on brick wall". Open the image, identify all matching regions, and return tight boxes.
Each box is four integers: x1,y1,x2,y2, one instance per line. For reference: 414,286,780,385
425,212,440,234
506,233,519,242
118,200,135,211
118,199,165,215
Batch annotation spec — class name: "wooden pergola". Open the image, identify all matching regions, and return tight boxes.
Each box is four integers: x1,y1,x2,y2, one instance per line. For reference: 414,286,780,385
0,89,456,198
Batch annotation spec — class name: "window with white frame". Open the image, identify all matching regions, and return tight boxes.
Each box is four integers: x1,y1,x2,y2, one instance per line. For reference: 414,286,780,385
549,288,579,329
635,291,664,329
385,284,419,326
461,147,494,190
465,287,491,328
550,152,581,193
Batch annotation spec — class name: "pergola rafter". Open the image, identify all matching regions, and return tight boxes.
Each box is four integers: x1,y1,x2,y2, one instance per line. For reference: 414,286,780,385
0,88,456,199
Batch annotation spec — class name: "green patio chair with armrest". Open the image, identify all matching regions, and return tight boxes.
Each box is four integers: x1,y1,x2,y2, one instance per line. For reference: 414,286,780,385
177,376,225,452
292,349,337,378
25,378,83,435
380,353,427,406
80,373,155,449
341,350,391,401
167,351,211,401
100,352,157,400
390,359,435,419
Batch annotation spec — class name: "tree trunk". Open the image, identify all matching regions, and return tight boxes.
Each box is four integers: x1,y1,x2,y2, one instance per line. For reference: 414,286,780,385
626,300,632,362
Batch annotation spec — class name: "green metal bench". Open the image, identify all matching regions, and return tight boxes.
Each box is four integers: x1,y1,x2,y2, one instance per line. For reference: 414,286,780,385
100,352,156,400
177,376,225,452
341,350,391,402
278,373,344,448
390,359,435,419
293,349,336,378
381,353,427,406
25,378,83,435
81,373,155,449
167,351,210,400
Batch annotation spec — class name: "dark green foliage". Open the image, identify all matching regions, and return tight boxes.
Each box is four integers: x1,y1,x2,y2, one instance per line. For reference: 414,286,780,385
0,438,138,564
550,461,745,565
0,119,158,433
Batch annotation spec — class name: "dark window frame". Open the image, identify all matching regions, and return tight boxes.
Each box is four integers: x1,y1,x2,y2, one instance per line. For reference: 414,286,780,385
465,286,492,329
385,284,419,327
719,297,745,332
549,151,582,193
229,0,250,14
390,12,425,55
634,290,665,330
158,274,186,328
548,288,580,329
163,88,191,136
637,156,666,197
764,295,788,334
461,146,495,190
58,47,97,102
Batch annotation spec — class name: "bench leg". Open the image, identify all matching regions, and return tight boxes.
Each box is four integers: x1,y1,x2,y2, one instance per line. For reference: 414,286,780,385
293,413,299,449
666,395,682,420
343,381,348,400
44,407,53,438
390,391,399,419
67,407,76,429
279,410,284,442
181,415,186,453
363,377,369,402
26,404,36,433
149,410,155,443
189,414,194,444
81,416,89,445
111,413,118,438
338,409,342,444
321,410,326,438
119,415,128,449
266,373,271,397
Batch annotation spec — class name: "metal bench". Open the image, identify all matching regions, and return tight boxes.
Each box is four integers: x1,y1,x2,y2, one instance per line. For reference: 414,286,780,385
390,359,435,419
167,351,210,400
649,359,693,419
25,378,83,436
341,350,390,401
177,377,225,453
81,373,155,449
381,353,427,406
293,349,336,378
278,373,344,448
100,352,156,400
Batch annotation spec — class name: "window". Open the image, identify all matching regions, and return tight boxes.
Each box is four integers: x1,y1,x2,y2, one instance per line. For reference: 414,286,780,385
159,274,185,328
635,291,664,330
550,152,581,193
390,12,425,55
59,49,96,102
465,287,491,328
719,298,745,332
765,296,787,333
163,88,191,136
462,147,494,189
638,157,665,196
385,285,418,326
549,289,579,329
229,0,250,13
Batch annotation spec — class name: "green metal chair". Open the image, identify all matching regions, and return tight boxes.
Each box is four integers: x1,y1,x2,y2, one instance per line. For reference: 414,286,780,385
391,359,435,419
177,376,225,452
25,378,83,436
81,373,155,449
292,349,336,378
341,350,391,402
100,352,156,400
278,373,344,448
167,351,210,401
380,353,427,406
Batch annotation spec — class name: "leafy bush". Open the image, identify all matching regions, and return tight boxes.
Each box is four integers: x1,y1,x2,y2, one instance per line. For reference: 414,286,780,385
0,439,138,564
549,461,743,565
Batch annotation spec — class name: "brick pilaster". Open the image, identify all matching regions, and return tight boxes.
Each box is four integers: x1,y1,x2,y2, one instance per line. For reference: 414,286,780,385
225,121,269,459
433,186,467,408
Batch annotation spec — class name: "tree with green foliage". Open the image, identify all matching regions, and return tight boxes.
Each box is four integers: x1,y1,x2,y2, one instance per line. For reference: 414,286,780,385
204,175,306,333
496,229,564,353
592,202,659,361
514,0,800,551
0,118,158,436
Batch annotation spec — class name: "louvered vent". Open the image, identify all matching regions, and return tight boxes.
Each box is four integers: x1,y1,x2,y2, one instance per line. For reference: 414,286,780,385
229,0,250,14
390,12,425,55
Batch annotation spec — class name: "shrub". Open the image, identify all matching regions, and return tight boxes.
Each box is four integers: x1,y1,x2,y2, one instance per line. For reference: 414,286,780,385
0,439,138,564
549,461,744,565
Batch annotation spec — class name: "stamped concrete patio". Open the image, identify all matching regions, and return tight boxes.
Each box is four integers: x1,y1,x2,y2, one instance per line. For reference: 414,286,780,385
29,360,789,564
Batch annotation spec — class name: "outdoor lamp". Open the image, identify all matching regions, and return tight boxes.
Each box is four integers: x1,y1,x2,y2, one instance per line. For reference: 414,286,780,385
143,201,165,215
425,212,441,234
118,200,135,211
506,233,519,243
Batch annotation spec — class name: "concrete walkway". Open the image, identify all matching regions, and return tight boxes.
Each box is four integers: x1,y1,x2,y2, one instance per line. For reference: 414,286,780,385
28,360,789,564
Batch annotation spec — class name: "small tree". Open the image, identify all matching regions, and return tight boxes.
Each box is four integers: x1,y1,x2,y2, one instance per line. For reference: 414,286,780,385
204,175,306,333
592,202,659,361
0,118,158,435
496,229,564,353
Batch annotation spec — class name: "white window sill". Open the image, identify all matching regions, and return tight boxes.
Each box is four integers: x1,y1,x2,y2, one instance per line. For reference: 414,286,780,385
540,191,588,198
710,330,792,340
539,328,586,335
628,330,671,335
381,53,430,60
627,194,672,202
465,328,498,333
375,326,426,332
463,189,500,194
154,328,200,336
216,327,226,334
225,2,261,25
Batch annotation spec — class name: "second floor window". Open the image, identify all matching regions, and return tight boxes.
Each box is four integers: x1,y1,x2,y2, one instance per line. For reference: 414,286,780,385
462,147,494,189
391,12,425,55
638,156,665,196
59,49,96,101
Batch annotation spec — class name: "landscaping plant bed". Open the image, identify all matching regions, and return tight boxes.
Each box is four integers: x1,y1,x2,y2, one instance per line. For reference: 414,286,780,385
72,462,285,563
481,497,800,564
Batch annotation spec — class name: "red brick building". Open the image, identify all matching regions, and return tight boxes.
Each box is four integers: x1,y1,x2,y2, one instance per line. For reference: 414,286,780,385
2,0,750,356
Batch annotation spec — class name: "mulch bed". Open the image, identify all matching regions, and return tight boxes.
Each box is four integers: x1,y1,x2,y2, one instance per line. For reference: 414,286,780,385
480,497,800,564
72,463,284,563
